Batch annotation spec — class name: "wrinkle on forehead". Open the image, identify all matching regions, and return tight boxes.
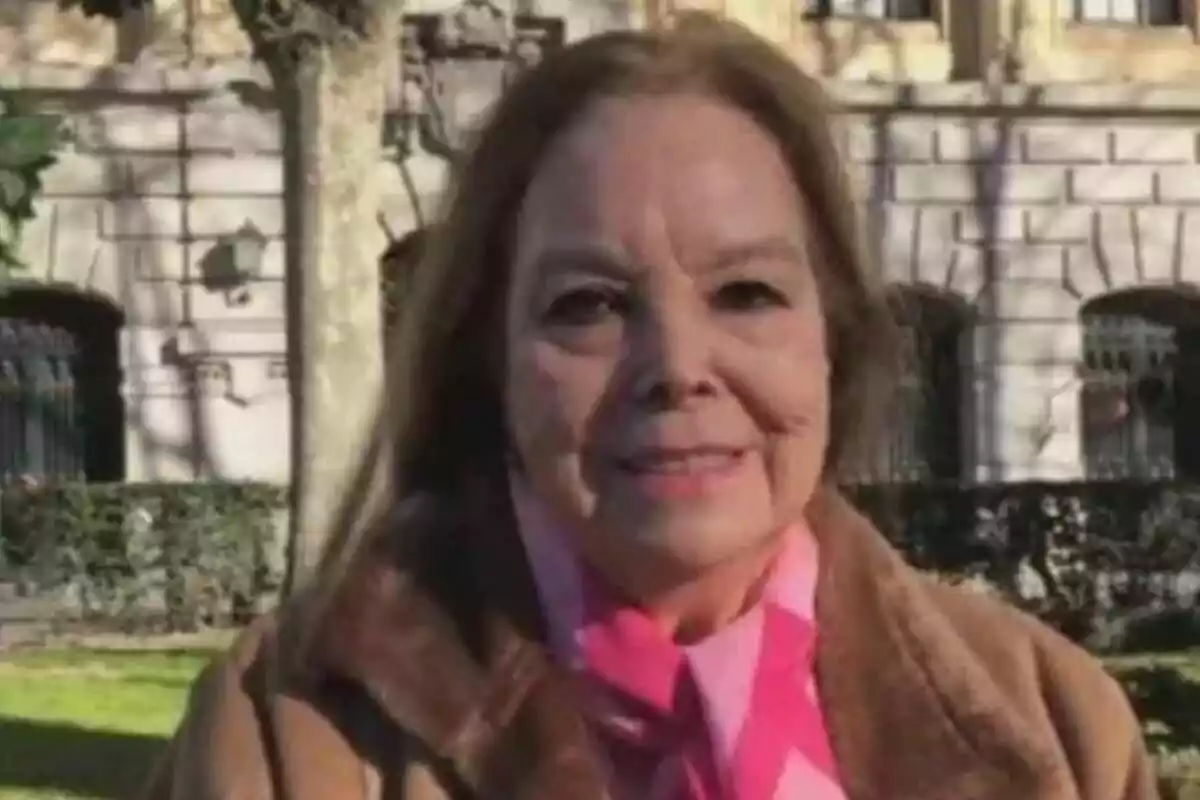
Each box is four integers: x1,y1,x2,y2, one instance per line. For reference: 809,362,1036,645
514,92,811,275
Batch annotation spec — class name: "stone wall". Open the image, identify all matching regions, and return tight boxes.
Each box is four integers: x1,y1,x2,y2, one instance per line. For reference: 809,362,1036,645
837,84,1200,482
4,50,1200,486
0,0,643,70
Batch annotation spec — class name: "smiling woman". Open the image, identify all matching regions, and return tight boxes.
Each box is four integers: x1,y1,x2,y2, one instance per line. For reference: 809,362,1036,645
503,92,832,639
144,12,1156,800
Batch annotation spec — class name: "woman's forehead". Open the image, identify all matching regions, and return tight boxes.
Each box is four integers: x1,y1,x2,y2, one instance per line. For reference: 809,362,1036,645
515,93,809,261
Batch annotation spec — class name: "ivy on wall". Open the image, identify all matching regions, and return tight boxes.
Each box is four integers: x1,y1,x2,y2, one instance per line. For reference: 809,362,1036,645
0,92,69,280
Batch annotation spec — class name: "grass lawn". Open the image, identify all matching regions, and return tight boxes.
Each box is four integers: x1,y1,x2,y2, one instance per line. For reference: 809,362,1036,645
0,640,1198,800
0,644,221,800
1105,650,1200,797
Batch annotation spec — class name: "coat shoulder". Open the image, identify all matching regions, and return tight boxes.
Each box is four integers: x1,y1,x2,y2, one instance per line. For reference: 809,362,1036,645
919,577,1157,798
139,616,281,799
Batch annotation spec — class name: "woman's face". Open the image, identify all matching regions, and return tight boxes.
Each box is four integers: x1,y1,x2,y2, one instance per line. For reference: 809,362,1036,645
504,92,829,590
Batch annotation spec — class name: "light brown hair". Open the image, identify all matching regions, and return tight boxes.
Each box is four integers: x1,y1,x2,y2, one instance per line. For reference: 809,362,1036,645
302,12,900,626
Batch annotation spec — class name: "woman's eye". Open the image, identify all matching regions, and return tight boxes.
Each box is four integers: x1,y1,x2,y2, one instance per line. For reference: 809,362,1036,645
542,287,626,326
711,280,789,312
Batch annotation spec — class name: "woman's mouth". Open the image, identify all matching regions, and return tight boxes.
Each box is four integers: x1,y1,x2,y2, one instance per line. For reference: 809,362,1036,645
615,447,748,498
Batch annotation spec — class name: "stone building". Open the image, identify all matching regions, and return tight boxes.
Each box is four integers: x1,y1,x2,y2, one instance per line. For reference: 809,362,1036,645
0,0,1198,486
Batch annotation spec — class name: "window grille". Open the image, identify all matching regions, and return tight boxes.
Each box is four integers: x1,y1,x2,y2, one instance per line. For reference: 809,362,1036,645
1059,0,1182,25
1080,313,1190,480
803,0,934,20
843,292,965,485
0,319,85,486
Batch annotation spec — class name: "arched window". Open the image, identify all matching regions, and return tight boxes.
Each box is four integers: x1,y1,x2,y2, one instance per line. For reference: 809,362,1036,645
0,288,124,485
847,286,968,484
1080,289,1200,481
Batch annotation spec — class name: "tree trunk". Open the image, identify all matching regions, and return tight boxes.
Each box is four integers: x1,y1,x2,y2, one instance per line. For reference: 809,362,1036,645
232,2,400,592
285,34,393,591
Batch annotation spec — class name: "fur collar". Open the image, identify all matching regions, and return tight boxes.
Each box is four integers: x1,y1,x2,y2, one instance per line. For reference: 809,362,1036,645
307,484,1076,799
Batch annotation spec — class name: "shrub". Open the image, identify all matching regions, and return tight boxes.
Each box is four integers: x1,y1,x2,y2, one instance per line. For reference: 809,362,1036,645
0,481,286,634
847,481,1200,653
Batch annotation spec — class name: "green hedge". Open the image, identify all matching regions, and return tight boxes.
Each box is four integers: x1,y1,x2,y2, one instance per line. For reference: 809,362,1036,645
847,480,1200,654
0,482,286,633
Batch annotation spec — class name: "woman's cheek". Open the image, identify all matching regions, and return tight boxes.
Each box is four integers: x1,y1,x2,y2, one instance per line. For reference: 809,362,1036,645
508,344,614,460
714,338,830,432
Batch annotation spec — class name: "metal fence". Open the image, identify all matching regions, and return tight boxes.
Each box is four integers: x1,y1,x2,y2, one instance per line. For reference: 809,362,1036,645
1081,313,1178,480
0,318,85,486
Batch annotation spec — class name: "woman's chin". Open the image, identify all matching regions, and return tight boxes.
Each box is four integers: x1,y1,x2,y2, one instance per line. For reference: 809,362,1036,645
595,501,777,569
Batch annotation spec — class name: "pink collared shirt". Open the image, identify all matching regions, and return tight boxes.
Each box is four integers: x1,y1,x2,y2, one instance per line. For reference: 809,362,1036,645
511,483,846,800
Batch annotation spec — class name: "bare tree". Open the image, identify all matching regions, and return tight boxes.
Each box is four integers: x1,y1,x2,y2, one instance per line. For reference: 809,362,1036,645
225,0,403,591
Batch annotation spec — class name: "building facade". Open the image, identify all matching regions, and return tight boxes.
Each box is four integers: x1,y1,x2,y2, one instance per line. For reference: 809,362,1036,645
1,0,1198,485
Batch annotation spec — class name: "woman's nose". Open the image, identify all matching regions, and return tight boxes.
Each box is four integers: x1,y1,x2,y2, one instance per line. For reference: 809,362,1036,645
629,307,716,410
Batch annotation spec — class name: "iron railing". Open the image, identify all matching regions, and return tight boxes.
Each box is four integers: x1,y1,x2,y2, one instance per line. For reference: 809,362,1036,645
1081,313,1184,481
0,318,85,487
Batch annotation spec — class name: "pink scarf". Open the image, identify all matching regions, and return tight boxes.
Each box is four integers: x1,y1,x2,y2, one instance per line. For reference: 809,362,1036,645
511,482,846,800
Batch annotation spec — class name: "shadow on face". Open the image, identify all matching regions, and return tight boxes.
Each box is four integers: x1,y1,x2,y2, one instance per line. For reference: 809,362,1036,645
503,92,831,593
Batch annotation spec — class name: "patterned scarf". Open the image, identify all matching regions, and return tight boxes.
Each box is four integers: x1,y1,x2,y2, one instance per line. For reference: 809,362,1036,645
511,481,847,800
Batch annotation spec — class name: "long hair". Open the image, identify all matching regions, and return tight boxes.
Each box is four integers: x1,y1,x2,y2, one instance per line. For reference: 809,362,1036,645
296,12,901,643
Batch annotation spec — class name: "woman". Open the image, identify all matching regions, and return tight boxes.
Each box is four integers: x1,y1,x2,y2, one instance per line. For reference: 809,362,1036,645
144,14,1155,800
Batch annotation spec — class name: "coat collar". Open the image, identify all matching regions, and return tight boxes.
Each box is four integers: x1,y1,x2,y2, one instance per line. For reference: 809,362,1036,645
307,484,1075,800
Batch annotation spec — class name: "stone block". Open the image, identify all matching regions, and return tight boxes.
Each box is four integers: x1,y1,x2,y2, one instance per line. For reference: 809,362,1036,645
40,152,111,195
937,245,987,298
876,205,919,283
992,279,1079,321
184,328,287,355
987,362,1086,478
122,396,202,481
119,238,190,282
894,165,1067,203
892,165,975,202
183,109,281,155
121,280,186,327
1063,247,1116,301
186,155,283,196
121,326,193,374
845,117,935,163
1157,166,1200,202
1020,124,1109,164
992,244,1069,282
19,199,118,294
204,390,291,483
1069,165,1156,203
18,198,100,276
42,153,186,199
186,196,284,238
185,277,285,323
126,155,187,196
1112,125,1197,164
956,205,1023,242
54,235,117,301
914,206,960,276
75,106,183,153
1092,207,1192,286
1025,205,1093,244
935,120,1019,163
101,197,186,238
999,166,1071,203
991,320,1082,367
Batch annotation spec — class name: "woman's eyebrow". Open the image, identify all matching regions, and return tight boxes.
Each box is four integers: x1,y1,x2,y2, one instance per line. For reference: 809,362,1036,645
527,236,804,281
699,236,806,274
528,244,635,281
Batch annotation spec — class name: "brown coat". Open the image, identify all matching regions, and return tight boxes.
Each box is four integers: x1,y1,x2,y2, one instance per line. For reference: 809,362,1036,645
142,487,1158,800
